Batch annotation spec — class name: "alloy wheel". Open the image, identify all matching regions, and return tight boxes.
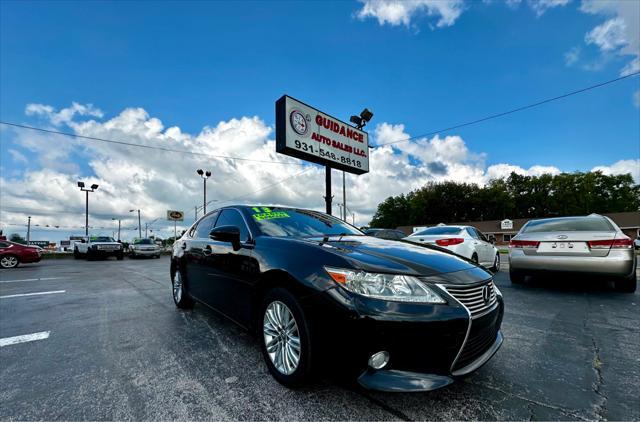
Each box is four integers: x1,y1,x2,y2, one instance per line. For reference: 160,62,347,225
494,254,500,271
263,301,301,375
1,256,18,268
172,271,183,303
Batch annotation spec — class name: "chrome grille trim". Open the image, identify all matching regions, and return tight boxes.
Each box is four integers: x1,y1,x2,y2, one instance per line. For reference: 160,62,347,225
440,281,497,319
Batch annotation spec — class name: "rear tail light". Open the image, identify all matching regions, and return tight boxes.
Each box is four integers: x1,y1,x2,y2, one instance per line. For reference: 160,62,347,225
435,238,464,246
509,240,540,249
588,238,633,249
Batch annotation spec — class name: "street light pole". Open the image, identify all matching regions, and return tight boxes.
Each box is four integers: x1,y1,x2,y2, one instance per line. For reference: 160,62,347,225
77,181,99,237
112,218,121,241
26,216,31,244
196,169,212,214
129,209,142,238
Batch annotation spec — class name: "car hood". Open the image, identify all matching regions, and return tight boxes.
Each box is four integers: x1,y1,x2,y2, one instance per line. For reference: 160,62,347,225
302,235,481,277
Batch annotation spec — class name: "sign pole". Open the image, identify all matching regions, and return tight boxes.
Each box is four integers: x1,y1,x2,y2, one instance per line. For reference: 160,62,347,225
174,220,177,242
325,166,332,215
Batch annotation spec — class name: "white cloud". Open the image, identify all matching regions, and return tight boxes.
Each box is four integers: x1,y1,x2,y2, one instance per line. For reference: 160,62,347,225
529,0,570,17
1,106,637,235
26,102,103,126
356,0,465,28
592,159,640,183
579,0,640,76
634,90,640,108
7,149,28,164
564,46,581,66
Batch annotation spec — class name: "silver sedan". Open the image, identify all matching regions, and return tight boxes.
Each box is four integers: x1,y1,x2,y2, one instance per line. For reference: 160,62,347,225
508,214,637,292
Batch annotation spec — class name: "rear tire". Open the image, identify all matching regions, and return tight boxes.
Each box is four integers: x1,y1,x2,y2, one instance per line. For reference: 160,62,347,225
116,252,124,261
510,268,525,284
260,287,314,388
74,248,81,259
615,272,637,293
172,269,194,309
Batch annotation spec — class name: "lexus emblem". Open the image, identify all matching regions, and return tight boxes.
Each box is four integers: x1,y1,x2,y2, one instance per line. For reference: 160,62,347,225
557,235,568,240
482,285,491,304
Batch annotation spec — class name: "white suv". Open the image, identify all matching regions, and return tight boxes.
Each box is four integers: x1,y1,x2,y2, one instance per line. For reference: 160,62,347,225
404,225,500,271
74,236,124,261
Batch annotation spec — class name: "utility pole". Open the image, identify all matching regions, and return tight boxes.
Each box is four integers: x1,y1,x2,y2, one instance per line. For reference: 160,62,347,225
325,167,332,215
195,206,198,220
26,216,31,244
112,218,121,241
129,209,142,238
342,171,346,221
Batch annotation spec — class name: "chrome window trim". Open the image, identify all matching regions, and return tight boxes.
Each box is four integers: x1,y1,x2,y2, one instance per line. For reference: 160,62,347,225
435,284,472,374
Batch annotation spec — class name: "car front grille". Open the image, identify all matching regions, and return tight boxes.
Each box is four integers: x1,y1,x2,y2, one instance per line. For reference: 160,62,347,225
440,281,497,319
453,312,500,371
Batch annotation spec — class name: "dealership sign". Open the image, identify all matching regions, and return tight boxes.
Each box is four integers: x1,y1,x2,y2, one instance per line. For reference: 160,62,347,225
29,240,49,247
501,219,514,230
167,210,184,221
275,95,369,175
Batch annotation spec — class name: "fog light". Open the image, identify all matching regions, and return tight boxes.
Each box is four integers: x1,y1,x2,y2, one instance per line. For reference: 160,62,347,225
368,351,389,369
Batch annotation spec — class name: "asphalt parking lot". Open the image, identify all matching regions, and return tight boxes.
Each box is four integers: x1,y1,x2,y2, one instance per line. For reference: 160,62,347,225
1,257,638,421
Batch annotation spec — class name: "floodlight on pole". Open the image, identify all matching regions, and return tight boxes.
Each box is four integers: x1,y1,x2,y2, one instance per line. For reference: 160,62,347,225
197,169,211,214
77,181,98,236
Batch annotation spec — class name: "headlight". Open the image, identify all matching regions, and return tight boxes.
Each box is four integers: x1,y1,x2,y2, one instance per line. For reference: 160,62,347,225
324,267,445,303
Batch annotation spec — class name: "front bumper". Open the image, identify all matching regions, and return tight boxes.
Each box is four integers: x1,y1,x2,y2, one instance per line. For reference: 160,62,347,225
131,249,159,256
306,285,504,392
509,249,635,277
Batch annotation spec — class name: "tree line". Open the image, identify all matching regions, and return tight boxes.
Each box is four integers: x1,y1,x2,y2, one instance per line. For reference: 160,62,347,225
369,171,640,229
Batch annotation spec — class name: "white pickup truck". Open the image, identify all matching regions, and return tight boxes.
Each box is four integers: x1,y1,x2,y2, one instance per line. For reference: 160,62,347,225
73,236,124,261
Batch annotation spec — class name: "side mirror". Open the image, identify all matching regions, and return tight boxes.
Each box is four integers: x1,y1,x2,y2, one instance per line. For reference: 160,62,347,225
210,225,241,250
81,239,86,243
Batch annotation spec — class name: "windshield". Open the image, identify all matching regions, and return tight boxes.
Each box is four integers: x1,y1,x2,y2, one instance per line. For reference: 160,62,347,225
90,236,115,242
134,238,153,244
251,207,363,237
522,217,614,233
413,227,462,236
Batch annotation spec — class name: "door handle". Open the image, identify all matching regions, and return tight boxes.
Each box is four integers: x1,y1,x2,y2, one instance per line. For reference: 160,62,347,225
203,245,212,256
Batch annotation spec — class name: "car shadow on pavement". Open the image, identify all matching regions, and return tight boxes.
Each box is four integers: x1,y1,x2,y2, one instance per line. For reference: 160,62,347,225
515,273,636,294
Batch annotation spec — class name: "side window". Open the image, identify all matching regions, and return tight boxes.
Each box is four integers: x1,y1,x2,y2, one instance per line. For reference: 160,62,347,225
466,227,479,239
195,212,219,239
0,242,8,248
475,229,488,242
215,209,250,242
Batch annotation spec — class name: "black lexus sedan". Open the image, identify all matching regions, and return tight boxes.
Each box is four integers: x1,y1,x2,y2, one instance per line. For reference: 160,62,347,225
170,206,504,392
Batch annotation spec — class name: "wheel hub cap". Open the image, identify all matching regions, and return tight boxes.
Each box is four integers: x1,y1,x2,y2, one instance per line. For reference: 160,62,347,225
173,272,182,302
263,301,301,375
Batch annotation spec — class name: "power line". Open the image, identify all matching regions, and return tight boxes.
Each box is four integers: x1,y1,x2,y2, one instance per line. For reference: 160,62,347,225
0,122,305,166
375,71,640,147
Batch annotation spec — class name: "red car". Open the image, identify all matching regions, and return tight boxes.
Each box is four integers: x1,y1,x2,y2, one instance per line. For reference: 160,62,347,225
0,240,43,269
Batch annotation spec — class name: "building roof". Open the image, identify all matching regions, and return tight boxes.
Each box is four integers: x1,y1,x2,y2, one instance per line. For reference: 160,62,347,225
397,211,640,235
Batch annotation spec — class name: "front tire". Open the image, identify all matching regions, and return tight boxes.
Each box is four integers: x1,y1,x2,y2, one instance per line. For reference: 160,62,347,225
0,255,19,269
491,253,501,272
510,268,525,284
260,287,314,388
116,252,124,261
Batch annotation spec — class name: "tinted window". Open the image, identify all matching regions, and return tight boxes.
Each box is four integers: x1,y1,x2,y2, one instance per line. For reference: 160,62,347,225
215,209,250,242
251,208,362,237
90,236,115,242
133,238,153,244
392,230,407,239
414,227,462,236
474,228,488,241
0,242,8,248
466,228,479,239
195,211,219,239
522,217,614,233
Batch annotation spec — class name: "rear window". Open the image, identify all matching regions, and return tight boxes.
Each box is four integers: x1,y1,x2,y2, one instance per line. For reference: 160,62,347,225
413,227,462,236
522,217,614,233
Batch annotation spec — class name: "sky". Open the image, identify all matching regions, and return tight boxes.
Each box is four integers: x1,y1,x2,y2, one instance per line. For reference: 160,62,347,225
1,0,639,243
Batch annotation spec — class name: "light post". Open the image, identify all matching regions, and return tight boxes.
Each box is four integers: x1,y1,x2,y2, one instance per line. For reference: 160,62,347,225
77,181,99,236
129,209,141,239
112,218,121,242
26,216,31,244
196,169,211,214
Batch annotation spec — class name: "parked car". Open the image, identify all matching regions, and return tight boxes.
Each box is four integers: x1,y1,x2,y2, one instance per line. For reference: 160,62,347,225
403,226,500,271
0,240,42,269
635,236,640,250
171,206,504,391
73,236,124,261
129,238,161,258
508,214,637,292
363,228,407,240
